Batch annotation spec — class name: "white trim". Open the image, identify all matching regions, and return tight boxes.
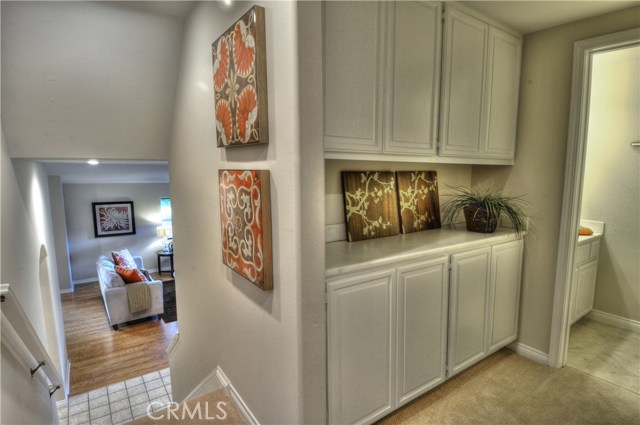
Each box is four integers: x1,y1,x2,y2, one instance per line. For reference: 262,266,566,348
325,224,346,243
59,288,74,294
182,366,259,425
64,360,71,399
587,310,640,333
166,331,180,357
73,277,98,285
548,28,640,369
508,342,549,365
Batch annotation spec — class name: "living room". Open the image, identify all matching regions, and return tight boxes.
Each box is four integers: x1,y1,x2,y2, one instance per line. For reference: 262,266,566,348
46,161,179,395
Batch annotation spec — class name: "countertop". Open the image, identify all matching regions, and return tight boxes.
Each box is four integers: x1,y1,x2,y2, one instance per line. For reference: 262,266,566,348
326,226,522,278
578,219,605,245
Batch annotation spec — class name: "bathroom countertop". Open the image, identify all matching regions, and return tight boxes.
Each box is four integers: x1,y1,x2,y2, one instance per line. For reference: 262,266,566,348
578,219,605,244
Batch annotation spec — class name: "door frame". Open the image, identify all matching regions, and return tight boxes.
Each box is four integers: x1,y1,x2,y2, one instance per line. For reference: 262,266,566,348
548,27,640,369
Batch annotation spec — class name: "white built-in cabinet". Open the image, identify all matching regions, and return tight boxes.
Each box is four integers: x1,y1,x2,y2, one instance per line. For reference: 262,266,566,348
327,236,523,425
570,238,601,324
440,7,522,160
323,1,441,155
323,2,522,165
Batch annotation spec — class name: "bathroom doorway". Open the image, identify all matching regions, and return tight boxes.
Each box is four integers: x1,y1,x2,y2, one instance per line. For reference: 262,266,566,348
548,28,640,393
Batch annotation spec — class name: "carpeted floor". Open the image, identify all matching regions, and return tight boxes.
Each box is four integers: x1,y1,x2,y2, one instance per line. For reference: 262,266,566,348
378,349,640,425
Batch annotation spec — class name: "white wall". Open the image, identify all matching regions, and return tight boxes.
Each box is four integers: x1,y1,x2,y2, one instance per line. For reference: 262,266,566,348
62,183,170,282
49,176,73,292
1,1,183,160
472,6,640,354
582,46,640,321
168,2,304,424
1,132,67,424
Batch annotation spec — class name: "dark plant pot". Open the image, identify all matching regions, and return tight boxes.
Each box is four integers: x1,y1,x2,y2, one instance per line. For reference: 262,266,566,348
463,207,498,233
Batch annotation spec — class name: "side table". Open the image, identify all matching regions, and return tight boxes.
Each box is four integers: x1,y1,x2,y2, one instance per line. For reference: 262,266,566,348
156,250,174,275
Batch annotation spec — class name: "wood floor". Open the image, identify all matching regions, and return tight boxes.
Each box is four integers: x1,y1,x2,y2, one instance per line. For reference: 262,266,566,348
61,282,178,396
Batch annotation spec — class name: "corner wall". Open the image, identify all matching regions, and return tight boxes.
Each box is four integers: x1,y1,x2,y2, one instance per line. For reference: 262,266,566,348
471,6,640,354
168,2,304,424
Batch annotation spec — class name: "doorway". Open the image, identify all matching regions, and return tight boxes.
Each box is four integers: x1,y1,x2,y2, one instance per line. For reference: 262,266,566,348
548,28,640,388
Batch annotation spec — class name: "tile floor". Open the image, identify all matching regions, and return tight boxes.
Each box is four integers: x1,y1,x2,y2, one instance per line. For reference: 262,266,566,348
567,317,640,394
57,368,172,425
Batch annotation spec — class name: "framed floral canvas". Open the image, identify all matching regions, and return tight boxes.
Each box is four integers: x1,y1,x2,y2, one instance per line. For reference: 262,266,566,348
212,6,269,148
92,202,136,238
342,171,400,242
219,170,272,290
396,171,441,233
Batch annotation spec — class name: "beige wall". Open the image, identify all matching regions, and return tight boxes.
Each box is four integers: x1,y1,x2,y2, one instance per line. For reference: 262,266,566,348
582,46,640,321
1,133,67,423
326,160,472,226
472,6,640,353
168,2,306,424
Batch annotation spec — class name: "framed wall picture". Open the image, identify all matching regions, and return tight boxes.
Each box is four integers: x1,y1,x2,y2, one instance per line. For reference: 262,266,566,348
219,170,272,290
342,171,400,242
92,201,136,238
212,6,269,148
396,171,441,233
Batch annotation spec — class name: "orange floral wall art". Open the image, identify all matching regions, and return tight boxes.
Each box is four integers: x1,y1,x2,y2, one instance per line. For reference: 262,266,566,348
219,170,272,290
212,6,269,147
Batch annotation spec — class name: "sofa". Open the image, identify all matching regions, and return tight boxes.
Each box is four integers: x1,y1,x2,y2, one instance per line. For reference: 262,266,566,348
96,255,164,330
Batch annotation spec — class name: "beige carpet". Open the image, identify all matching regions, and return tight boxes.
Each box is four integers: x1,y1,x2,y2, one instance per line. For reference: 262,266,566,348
379,349,640,425
128,388,245,424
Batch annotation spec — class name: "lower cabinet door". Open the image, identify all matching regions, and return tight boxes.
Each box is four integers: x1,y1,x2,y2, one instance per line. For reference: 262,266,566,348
448,247,491,376
574,261,598,321
396,256,449,406
328,269,395,425
488,240,523,352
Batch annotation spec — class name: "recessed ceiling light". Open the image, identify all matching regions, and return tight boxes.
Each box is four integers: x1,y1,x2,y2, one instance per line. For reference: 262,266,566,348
87,159,100,165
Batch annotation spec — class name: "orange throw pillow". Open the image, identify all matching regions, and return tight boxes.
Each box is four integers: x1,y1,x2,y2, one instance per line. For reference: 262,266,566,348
115,266,148,284
112,248,137,269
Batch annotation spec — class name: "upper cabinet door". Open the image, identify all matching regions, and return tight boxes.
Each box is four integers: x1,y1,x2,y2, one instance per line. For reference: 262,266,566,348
484,27,522,159
439,7,488,158
383,1,442,155
324,2,385,153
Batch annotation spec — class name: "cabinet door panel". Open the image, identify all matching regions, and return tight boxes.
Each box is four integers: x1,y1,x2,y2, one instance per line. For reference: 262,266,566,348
328,270,394,425
488,240,523,352
383,1,441,155
324,2,384,153
484,27,521,159
574,261,598,321
440,8,488,157
396,257,448,406
449,247,490,376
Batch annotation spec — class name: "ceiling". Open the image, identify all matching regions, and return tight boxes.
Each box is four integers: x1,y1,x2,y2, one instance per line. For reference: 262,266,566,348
45,161,169,184
460,1,638,34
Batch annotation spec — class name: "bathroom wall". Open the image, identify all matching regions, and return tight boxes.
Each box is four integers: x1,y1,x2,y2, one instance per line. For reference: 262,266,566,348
581,46,640,322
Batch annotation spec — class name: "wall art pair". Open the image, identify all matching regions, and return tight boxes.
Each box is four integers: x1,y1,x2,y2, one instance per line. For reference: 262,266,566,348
342,171,441,242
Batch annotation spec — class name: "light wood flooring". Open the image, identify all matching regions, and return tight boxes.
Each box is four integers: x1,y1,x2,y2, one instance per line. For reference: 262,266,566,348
567,317,639,394
61,282,178,396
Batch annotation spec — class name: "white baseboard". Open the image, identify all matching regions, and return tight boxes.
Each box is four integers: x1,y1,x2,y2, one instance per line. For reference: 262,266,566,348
59,288,74,294
587,310,640,333
183,366,258,425
166,331,180,357
73,277,97,285
508,341,549,365
325,224,346,243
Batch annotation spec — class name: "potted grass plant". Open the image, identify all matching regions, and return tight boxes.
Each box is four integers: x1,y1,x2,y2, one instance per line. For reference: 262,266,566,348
442,186,528,235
